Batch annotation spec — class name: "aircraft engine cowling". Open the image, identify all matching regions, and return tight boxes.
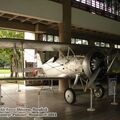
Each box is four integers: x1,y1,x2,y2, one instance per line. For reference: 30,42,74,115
82,51,107,78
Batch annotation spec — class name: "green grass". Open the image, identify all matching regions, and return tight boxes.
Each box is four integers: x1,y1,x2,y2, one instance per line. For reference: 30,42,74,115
0,69,10,74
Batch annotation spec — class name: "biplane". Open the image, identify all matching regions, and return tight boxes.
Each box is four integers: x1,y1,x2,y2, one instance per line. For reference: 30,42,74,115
0,38,119,104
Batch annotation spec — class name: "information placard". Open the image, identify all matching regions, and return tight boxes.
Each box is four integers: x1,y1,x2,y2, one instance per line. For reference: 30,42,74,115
108,78,117,96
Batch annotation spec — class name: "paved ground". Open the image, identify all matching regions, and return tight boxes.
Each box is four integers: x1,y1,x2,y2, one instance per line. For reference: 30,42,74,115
0,83,119,120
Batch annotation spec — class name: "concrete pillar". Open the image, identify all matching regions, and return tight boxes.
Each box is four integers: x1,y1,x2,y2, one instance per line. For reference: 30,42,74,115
58,0,71,92
35,32,45,63
88,40,95,46
62,0,71,43
35,33,43,41
110,43,115,48
59,80,69,92
35,24,44,41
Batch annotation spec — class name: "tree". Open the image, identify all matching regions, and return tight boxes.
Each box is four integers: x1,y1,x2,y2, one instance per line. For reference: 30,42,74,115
0,29,24,39
0,29,24,68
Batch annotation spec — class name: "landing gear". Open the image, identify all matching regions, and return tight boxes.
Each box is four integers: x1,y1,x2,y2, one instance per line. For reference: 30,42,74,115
64,88,76,104
93,85,104,98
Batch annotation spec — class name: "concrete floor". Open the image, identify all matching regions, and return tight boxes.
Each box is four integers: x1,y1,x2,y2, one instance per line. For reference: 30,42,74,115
0,83,119,120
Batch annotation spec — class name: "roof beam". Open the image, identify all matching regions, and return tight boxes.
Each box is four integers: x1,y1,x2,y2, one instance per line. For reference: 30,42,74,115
35,23,48,33
0,13,4,16
0,17,34,32
9,15,18,21
21,17,31,22
32,20,40,24
0,17,53,33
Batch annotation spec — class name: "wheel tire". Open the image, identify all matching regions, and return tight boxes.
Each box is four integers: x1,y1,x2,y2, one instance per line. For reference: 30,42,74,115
64,88,76,104
93,85,104,98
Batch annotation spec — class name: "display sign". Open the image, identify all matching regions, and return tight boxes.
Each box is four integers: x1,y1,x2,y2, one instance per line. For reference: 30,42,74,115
108,78,117,96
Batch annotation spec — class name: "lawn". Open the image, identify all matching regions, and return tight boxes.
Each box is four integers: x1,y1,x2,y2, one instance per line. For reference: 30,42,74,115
0,69,10,74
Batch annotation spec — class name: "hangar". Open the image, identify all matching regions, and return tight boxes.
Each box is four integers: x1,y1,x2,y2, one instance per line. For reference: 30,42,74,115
0,0,119,120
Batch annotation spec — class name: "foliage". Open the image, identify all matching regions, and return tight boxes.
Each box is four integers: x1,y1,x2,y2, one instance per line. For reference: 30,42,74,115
0,49,12,67
0,29,24,39
0,29,24,68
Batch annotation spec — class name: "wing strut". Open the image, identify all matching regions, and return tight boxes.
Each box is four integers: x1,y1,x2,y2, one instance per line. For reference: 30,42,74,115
107,53,119,72
85,68,101,92
72,74,79,88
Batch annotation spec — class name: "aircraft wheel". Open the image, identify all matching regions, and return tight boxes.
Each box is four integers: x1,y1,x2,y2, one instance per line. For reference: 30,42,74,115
93,85,104,98
64,88,76,104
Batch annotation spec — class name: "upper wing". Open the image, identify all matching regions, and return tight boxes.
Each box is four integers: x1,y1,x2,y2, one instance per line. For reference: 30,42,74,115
0,38,119,54
0,38,89,51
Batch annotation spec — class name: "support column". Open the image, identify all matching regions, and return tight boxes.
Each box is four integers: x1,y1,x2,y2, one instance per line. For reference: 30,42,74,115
58,0,71,92
60,0,71,43
35,23,44,41
88,40,94,46
35,33,43,41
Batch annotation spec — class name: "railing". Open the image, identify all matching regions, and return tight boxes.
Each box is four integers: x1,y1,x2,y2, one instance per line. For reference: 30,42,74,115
50,0,120,22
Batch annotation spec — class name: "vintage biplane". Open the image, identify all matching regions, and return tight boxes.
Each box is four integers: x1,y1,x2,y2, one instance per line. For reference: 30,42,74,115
0,38,119,104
